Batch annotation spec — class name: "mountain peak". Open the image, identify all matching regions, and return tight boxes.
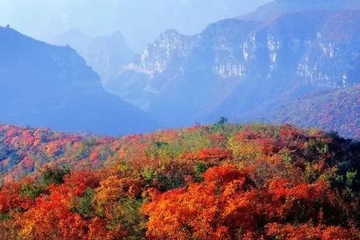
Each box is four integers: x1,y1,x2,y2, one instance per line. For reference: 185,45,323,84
155,29,185,46
109,31,126,42
161,29,180,36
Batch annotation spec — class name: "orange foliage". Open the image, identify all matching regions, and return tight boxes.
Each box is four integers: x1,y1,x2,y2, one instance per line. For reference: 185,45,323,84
142,165,258,239
0,123,359,239
266,223,358,240
94,176,142,216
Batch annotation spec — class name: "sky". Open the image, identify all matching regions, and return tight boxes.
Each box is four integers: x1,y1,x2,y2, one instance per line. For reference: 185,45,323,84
0,0,271,51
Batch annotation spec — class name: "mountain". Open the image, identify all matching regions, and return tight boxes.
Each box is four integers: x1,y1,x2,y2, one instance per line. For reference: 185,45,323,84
53,30,135,89
108,10,360,129
53,29,93,57
85,32,135,89
0,0,270,52
0,26,158,135
264,85,360,139
211,10,360,122
239,0,360,21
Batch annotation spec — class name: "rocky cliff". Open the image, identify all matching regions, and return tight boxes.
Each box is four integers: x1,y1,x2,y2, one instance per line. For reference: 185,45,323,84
109,9,360,128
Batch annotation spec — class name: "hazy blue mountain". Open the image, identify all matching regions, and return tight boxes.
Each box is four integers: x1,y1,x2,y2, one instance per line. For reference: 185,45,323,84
239,0,360,21
53,29,93,56
109,9,360,130
85,32,135,89
0,0,270,52
0,26,158,135
53,30,135,88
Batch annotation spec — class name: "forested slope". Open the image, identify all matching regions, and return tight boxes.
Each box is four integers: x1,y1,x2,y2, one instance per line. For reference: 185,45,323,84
267,85,360,139
0,124,360,239
0,123,359,239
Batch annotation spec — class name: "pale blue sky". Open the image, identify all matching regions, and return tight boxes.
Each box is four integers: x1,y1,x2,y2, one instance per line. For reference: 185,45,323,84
0,0,271,51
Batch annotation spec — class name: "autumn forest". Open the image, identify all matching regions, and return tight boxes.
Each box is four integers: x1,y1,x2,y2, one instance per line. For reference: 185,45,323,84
0,122,359,239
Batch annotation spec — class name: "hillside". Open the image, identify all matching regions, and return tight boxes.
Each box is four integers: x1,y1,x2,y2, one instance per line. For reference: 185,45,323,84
0,124,115,180
265,85,360,139
109,10,360,130
0,26,158,135
0,123,359,239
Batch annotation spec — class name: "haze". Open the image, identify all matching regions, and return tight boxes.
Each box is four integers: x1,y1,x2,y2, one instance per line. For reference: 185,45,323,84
0,0,270,52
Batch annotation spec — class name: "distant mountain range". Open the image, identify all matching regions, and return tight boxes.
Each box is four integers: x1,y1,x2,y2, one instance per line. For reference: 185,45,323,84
0,0,269,52
239,0,360,21
0,26,158,135
105,0,360,138
2,0,360,139
53,30,135,90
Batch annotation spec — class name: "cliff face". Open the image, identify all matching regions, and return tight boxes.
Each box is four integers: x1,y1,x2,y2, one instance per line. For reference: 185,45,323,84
0,26,158,135
109,10,360,128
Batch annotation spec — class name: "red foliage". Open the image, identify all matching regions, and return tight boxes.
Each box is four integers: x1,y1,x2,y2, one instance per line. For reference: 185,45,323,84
142,165,258,239
0,123,359,239
180,147,232,161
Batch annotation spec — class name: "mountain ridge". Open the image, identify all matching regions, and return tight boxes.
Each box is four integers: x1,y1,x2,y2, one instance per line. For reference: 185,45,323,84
53,30,135,89
238,0,360,21
0,26,158,135
108,9,360,135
